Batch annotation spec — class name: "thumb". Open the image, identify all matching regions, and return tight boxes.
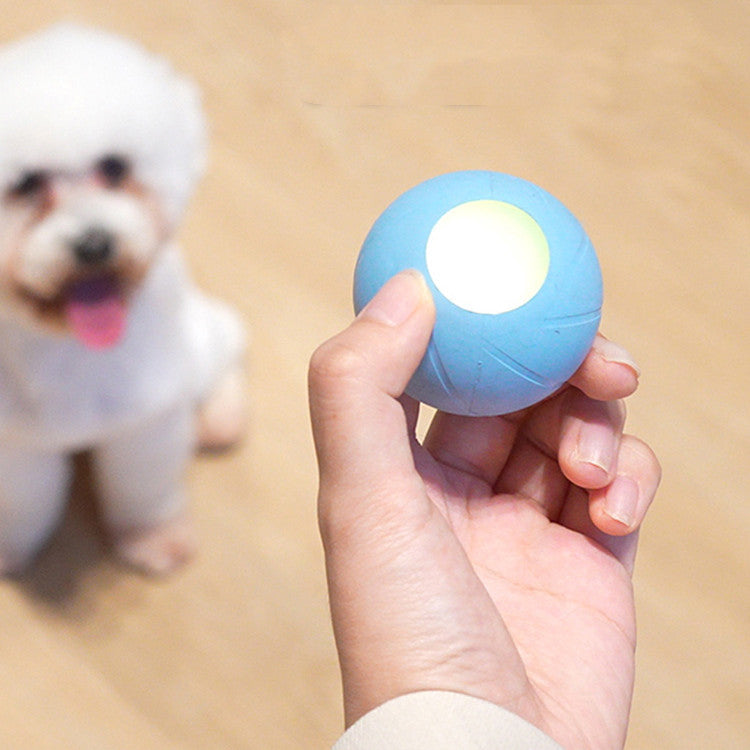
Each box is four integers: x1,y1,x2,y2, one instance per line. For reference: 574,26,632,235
308,270,435,523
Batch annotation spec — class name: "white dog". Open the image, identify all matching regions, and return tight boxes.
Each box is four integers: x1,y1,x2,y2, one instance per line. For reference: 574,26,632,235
0,24,246,575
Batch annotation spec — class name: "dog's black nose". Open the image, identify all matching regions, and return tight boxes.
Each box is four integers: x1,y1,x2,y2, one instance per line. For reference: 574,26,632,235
72,228,115,266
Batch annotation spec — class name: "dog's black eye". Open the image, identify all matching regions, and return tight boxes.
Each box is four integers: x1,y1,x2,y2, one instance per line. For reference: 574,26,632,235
97,155,130,187
8,171,48,199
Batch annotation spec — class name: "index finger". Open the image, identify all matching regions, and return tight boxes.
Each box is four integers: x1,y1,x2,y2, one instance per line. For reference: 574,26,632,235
568,333,641,401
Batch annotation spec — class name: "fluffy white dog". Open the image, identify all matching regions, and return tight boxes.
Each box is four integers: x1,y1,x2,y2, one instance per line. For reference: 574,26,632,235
0,24,246,575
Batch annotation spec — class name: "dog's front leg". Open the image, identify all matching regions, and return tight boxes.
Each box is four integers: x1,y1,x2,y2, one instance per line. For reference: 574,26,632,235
0,446,72,574
93,402,196,575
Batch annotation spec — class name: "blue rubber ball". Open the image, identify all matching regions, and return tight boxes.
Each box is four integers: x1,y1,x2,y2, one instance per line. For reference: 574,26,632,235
353,170,603,416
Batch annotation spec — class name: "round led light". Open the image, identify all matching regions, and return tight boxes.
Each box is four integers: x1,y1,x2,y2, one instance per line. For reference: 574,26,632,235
425,199,550,315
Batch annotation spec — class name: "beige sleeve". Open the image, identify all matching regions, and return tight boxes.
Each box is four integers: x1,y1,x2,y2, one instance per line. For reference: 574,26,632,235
332,691,564,749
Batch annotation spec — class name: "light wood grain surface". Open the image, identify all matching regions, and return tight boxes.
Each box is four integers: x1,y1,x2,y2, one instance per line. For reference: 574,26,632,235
0,2,747,748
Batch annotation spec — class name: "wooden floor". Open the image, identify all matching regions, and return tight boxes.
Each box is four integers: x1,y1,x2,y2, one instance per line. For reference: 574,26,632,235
1,2,748,748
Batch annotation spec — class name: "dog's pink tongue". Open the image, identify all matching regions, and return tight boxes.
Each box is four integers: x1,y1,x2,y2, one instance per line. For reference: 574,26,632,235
65,276,127,350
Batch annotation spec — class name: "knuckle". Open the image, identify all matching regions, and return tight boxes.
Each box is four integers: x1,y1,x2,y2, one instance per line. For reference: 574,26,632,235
308,338,367,392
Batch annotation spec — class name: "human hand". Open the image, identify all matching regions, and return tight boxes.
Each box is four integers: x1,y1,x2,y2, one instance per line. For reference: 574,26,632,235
309,270,661,749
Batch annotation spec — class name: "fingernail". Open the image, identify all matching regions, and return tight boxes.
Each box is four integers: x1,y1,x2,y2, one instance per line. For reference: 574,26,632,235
596,338,641,378
603,475,639,528
575,421,617,476
359,270,427,327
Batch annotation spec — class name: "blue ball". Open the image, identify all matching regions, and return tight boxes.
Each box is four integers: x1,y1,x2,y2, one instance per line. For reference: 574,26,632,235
353,170,603,416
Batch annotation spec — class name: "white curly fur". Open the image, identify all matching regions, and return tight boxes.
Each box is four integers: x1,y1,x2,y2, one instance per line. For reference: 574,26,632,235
0,23,206,225
0,24,245,575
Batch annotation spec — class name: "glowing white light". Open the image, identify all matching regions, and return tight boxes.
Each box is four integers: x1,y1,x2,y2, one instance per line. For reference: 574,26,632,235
425,200,550,314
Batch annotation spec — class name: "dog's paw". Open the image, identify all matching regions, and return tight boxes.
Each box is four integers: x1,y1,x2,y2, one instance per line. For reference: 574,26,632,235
196,366,247,452
113,514,196,576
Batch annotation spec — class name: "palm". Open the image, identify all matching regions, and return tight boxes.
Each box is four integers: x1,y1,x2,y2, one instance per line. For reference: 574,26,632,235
414,439,636,750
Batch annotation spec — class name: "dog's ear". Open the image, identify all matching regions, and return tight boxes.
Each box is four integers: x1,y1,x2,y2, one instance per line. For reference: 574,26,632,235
173,75,208,187
139,68,209,230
